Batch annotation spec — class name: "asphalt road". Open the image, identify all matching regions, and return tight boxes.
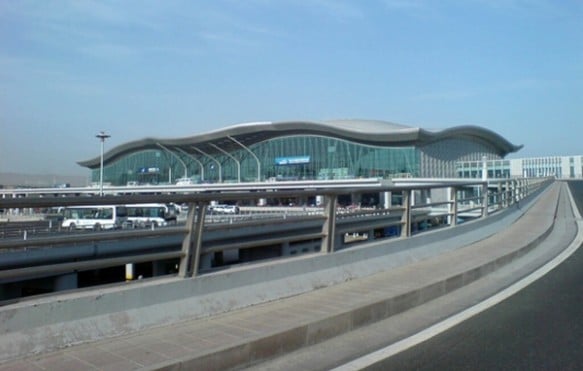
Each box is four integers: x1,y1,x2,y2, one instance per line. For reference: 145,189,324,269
374,243,583,370
372,181,583,371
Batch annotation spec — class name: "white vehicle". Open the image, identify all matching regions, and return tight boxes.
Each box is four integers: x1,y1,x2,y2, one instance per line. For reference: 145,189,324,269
126,204,175,228
209,204,240,214
175,177,195,186
61,205,128,231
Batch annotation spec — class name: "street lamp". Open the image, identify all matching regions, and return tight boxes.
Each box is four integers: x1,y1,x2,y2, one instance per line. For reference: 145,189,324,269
96,131,111,196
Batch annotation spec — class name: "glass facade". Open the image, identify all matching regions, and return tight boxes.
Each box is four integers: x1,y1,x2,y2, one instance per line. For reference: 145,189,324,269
92,150,175,186
421,138,502,178
522,157,563,178
255,136,419,181
457,159,511,179
92,135,421,185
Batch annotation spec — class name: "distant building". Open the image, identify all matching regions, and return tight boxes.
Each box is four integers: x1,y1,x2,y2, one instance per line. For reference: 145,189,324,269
457,155,583,179
78,120,522,186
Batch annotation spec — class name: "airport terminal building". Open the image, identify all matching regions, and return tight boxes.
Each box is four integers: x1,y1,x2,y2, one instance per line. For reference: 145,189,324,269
79,120,523,186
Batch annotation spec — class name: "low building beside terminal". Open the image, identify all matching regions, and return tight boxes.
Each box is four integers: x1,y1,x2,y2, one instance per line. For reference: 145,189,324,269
458,156,583,179
79,120,523,186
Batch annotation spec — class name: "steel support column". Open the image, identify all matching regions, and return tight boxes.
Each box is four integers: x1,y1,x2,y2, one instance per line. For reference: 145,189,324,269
210,143,241,183
191,146,222,183
175,148,205,182
157,143,188,180
228,136,262,182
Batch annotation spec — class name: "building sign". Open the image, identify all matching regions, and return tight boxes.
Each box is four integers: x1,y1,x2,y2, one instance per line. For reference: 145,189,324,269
275,156,310,165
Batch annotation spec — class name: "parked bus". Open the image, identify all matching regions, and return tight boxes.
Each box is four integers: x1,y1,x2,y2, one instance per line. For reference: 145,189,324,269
61,205,128,231
125,204,177,228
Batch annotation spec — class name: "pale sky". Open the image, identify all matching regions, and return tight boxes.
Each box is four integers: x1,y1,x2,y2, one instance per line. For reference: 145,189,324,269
1,0,581,175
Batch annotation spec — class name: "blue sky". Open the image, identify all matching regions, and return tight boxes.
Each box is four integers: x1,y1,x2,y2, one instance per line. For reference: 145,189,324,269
1,0,581,175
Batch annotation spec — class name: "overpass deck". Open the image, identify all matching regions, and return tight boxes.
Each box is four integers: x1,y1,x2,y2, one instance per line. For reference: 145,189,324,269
0,182,573,371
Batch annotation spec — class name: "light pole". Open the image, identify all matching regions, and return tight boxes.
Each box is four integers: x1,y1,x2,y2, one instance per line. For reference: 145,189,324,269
96,131,111,196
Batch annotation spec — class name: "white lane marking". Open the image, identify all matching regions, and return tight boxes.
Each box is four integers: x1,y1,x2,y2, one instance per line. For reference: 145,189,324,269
333,185,583,371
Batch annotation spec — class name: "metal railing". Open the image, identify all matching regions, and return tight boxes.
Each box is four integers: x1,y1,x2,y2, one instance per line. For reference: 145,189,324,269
0,177,553,298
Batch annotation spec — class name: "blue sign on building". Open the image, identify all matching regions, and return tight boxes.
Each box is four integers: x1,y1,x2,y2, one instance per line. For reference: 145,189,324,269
275,156,310,165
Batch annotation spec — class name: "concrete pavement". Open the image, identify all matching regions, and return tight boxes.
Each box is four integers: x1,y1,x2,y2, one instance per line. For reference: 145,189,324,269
0,182,570,371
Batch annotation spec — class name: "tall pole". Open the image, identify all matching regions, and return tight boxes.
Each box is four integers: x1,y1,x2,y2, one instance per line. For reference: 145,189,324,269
96,131,111,196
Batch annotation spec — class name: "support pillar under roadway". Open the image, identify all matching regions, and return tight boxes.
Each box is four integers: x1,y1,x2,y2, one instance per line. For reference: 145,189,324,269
54,273,78,292
178,202,207,278
320,195,337,253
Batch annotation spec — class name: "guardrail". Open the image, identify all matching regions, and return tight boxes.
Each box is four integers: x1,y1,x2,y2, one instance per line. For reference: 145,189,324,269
0,177,553,300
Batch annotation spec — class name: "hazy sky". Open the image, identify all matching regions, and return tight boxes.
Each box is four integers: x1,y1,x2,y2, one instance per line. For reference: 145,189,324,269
1,0,581,175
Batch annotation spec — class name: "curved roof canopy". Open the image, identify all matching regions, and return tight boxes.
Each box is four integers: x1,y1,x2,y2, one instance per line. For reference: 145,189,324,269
79,119,522,168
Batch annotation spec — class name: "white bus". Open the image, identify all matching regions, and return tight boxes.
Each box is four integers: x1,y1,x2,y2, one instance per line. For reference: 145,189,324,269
125,204,176,228
61,205,128,231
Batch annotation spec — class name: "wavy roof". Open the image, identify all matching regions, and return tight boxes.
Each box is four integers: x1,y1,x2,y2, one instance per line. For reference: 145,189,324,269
79,119,522,168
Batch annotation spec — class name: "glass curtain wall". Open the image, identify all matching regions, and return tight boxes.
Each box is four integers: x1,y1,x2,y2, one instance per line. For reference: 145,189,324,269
93,136,420,185
244,136,418,181
91,150,178,185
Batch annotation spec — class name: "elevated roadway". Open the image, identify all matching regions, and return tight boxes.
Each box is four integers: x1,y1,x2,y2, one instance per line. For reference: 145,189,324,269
0,180,575,369
0,207,433,283
356,183,582,370
258,180,583,370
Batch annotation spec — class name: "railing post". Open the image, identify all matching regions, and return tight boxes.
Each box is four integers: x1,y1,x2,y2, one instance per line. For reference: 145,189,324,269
449,186,458,226
481,181,489,218
320,194,337,253
504,180,509,208
400,189,411,237
178,202,207,278
497,181,502,209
